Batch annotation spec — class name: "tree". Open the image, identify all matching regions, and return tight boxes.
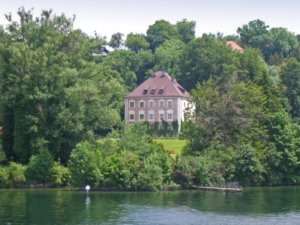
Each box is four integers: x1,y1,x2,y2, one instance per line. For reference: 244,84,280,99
239,48,268,81
185,74,266,151
146,20,179,51
266,110,300,184
178,35,239,90
101,50,137,90
175,19,196,43
237,19,269,48
109,32,124,50
125,33,150,52
281,58,300,119
264,28,299,64
25,149,54,183
0,8,125,164
153,38,185,76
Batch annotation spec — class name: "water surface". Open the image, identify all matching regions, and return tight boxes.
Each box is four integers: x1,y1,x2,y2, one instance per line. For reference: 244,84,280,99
0,187,299,225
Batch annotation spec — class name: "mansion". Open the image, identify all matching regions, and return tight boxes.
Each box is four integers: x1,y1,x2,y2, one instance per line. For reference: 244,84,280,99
124,71,194,133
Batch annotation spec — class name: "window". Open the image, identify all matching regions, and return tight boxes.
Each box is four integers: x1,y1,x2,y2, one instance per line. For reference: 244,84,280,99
149,113,154,120
167,100,173,108
148,100,154,108
139,114,144,120
129,100,135,108
150,89,156,94
159,100,164,108
139,100,145,108
167,113,173,120
143,89,148,94
129,114,135,120
158,89,164,94
159,113,164,120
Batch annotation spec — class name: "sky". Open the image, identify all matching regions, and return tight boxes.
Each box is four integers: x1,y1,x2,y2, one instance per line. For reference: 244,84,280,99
0,0,300,39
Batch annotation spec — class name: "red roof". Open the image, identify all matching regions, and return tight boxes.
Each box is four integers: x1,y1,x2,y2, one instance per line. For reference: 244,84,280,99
126,71,190,98
226,41,244,52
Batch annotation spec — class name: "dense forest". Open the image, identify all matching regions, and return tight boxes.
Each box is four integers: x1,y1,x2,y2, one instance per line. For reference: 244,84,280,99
0,8,299,190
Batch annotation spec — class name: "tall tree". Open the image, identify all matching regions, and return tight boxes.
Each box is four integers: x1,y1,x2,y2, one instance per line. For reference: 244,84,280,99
153,38,185,76
281,58,300,119
263,28,299,64
0,8,125,164
109,32,124,50
175,19,196,43
178,35,239,90
237,19,269,48
183,74,266,151
125,33,150,52
146,20,179,51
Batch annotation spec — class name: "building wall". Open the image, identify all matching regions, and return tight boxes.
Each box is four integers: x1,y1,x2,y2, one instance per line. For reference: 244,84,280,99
125,96,183,124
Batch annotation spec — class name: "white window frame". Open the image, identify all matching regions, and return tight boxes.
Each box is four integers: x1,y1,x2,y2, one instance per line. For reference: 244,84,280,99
148,110,154,121
139,110,145,121
139,100,145,108
129,100,135,108
148,100,155,108
159,99,165,108
129,110,135,121
167,109,173,121
167,99,173,108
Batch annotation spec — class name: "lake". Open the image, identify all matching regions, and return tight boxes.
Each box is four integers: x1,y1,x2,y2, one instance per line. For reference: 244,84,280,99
0,187,300,225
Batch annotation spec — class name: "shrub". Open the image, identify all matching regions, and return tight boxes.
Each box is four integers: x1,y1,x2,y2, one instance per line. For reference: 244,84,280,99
7,162,26,186
25,149,54,184
0,166,9,187
0,163,27,187
136,163,163,191
68,141,103,187
102,150,140,189
50,162,71,187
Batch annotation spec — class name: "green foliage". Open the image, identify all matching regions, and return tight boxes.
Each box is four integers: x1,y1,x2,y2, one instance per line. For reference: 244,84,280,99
175,19,196,44
237,19,269,48
154,38,185,76
50,162,71,186
25,149,54,183
281,58,300,118
0,162,27,187
186,75,266,150
173,151,229,187
109,32,124,50
135,162,163,191
178,35,239,90
125,33,150,52
68,123,173,191
234,144,265,185
0,8,125,164
146,20,179,51
0,166,9,187
266,110,300,184
68,141,103,187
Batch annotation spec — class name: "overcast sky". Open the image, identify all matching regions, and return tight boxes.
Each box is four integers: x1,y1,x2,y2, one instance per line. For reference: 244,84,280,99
1,0,299,39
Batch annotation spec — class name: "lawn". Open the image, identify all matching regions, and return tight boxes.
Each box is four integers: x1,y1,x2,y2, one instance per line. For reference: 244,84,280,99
155,138,187,155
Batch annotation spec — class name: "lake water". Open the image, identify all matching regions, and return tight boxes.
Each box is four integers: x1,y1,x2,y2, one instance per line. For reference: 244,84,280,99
0,187,300,225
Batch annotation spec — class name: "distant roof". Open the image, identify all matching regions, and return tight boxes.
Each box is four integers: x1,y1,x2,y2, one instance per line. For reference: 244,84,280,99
126,71,190,98
226,41,244,53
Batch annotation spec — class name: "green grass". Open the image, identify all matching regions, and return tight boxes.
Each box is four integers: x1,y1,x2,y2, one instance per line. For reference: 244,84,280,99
155,138,187,155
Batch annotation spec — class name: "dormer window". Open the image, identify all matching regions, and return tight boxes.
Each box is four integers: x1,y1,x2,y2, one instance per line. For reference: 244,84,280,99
150,89,156,94
158,89,164,94
143,89,148,94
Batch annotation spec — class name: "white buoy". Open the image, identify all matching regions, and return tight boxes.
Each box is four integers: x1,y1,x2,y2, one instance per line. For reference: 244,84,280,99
85,185,90,194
